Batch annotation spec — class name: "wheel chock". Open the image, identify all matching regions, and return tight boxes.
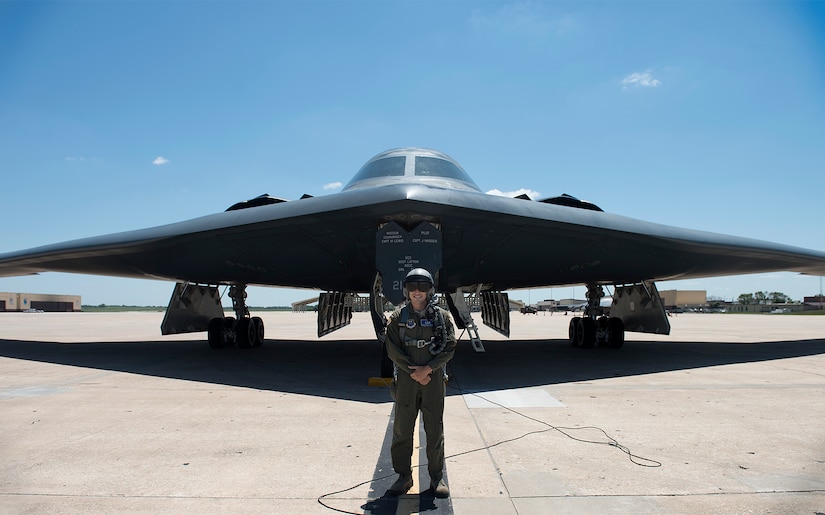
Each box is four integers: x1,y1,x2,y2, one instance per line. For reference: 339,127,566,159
368,377,393,387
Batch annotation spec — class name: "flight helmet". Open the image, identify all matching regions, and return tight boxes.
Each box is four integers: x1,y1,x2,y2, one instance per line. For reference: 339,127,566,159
403,267,435,300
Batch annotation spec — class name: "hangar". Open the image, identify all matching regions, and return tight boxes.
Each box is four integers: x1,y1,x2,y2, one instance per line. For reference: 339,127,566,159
0,292,81,312
529,290,709,313
659,290,708,311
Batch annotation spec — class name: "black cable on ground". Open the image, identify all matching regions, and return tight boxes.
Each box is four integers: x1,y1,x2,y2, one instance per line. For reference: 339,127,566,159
318,328,661,514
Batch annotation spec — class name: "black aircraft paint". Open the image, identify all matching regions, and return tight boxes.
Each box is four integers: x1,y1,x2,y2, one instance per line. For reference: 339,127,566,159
1,147,824,299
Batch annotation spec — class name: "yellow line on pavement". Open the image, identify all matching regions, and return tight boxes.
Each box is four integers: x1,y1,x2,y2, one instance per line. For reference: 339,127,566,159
396,413,422,514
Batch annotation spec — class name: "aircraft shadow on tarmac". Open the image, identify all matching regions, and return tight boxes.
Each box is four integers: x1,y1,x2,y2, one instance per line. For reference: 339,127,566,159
1,337,824,404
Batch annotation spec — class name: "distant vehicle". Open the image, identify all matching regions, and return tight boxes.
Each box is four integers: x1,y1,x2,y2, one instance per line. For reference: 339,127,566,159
520,306,538,314
22,308,44,313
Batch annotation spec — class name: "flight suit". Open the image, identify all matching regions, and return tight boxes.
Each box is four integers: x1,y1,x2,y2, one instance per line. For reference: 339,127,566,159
385,305,457,482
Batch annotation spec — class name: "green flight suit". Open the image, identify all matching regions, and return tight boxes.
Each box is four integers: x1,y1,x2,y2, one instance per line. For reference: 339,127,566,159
385,304,457,481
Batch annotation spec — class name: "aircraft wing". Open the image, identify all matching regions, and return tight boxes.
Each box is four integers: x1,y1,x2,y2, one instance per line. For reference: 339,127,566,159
2,180,825,293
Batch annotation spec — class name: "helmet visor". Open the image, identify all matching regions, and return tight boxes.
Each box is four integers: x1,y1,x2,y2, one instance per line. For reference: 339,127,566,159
406,281,431,292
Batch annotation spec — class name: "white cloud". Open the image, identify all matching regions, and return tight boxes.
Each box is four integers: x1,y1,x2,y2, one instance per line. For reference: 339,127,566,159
323,181,343,191
487,187,541,199
621,70,661,90
152,156,170,166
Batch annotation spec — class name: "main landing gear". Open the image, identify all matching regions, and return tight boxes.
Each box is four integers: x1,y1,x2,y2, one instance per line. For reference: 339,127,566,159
207,284,265,349
568,283,625,349
568,315,624,349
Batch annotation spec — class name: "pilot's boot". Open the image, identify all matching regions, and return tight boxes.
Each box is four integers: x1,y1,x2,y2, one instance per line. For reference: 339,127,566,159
387,474,413,496
431,477,449,498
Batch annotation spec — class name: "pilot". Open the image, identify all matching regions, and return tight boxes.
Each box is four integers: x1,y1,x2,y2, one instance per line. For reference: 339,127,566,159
384,267,457,498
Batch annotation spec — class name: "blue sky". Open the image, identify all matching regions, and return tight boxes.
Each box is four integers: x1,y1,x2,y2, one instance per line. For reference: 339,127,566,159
1,0,824,307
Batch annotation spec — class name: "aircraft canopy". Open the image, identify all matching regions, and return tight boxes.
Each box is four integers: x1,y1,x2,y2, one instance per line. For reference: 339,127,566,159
343,147,481,192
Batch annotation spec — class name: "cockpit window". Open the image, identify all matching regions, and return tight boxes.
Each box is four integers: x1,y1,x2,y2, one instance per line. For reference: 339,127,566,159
415,156,479,189
349,156,406,183
343,149,482,192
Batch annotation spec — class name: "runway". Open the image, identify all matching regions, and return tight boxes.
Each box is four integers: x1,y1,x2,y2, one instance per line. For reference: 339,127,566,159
1,311,824,514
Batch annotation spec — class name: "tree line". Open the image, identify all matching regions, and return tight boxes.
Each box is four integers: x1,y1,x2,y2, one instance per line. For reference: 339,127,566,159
736,291,792,305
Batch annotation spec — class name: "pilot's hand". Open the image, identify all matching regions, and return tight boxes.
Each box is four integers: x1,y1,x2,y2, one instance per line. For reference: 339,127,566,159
409,365,433,385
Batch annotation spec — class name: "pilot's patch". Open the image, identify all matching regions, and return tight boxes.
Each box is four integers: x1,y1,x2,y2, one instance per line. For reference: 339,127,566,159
420,319,433,327
405,319,417,329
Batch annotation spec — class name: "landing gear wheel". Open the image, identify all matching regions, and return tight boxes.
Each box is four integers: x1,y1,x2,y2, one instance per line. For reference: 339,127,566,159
223,317,237,347
208,318,224,349
251,316,265,347
569,317,581,347
236,318,257,349
607,317,625,349
577,317,597,348
596,316,610,347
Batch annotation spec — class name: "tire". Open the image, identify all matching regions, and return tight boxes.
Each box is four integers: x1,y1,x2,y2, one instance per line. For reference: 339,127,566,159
569,317,581,347
607,317,625,349
596,316,610,347
224,317,237,347
207,318,224,349
251,316,265,347
578,317,597,348
236,318,256,349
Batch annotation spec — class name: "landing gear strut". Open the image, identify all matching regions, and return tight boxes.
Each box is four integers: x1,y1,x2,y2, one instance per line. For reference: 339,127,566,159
568,283,624,349
369,273,394,378
207,284,264,349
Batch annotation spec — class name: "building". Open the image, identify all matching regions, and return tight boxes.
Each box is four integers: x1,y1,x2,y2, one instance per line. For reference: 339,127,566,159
0,292,81,312
803,295,825,309
725,302,806,314
658,290,707,311
534,298,587,311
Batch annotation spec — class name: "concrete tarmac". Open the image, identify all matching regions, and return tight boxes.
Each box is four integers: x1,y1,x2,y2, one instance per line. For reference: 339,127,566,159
1,311,824,514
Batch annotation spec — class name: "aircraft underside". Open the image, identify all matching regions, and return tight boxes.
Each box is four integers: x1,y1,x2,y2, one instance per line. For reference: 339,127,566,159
158,219,673,376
